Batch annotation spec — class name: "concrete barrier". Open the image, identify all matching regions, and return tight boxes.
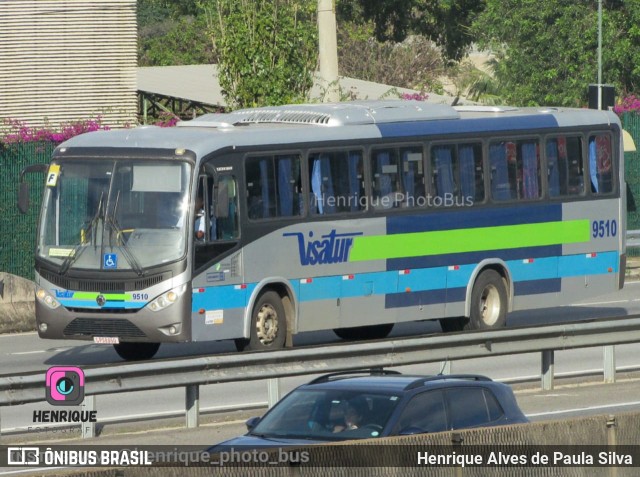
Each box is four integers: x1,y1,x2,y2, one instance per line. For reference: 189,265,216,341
0,272,35,334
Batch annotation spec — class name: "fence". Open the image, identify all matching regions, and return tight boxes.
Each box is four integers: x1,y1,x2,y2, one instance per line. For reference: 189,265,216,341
0,141,55,279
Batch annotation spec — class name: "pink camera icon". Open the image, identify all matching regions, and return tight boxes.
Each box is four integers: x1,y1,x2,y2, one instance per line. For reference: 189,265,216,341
45,366,85,406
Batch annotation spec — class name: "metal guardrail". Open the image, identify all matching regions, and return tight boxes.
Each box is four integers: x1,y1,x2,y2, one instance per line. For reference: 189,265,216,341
2,314,640,438
627,229,640,247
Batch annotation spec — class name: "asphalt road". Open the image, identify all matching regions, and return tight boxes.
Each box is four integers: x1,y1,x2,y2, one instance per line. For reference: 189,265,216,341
1,282,640,441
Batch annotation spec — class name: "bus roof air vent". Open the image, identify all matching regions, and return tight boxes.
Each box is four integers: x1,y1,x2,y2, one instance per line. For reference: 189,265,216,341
180,101,460,128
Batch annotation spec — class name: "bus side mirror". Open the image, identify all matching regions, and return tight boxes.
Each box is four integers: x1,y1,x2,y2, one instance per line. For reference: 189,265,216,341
17,163,48,214
18,182,30,214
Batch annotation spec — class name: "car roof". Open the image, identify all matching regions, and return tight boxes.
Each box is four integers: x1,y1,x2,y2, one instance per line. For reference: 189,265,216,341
298,370,497,394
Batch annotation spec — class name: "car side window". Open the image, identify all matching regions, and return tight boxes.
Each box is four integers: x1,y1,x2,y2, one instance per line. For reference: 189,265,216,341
392,390,448,434
446,387,505,429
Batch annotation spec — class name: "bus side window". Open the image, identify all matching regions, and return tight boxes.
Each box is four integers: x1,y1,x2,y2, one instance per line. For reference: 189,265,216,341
589,134,614,194
547,136,584,197
215,175,239,240
309,150,364,214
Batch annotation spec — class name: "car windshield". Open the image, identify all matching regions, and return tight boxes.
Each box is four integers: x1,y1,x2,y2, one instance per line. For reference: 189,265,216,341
249,388,401,441
37,159,192,272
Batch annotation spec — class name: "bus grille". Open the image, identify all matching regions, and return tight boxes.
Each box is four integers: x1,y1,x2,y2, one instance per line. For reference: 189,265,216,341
63,318,146,338
40,270,168,292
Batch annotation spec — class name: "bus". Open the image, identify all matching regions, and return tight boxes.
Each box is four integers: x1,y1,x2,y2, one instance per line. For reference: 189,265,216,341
18,101,627,360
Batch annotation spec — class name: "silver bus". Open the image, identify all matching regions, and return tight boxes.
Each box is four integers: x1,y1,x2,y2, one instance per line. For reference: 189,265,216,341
19,101,627,360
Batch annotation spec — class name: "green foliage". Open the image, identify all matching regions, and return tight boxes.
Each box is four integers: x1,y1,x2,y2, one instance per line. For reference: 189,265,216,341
472,0,640,106
338,0,485,62
201,0,317,109
139,15,216,66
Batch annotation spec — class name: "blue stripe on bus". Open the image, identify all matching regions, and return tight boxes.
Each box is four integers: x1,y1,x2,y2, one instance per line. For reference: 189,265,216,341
389,245,562,272
188,251,618,313
377,115,560,140
386,203,563,235
514,278,561,295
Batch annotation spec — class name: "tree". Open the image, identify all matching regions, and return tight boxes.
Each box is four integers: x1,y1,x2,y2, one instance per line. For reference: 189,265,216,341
472,0,640,106
202,0,317,109
337,0,485,62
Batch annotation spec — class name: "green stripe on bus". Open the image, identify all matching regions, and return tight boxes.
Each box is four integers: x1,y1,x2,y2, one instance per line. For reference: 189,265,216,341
73,292,129,301
349,220,590,262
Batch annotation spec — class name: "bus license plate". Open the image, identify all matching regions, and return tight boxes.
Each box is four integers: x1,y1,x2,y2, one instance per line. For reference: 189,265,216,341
93,337,119,344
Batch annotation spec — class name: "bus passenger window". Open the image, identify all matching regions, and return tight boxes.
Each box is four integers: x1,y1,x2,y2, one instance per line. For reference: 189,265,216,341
429,143,483,206
309,150,364,214
245,154,302,219
589,134,614,194
547,136,584,197
490,140,540,201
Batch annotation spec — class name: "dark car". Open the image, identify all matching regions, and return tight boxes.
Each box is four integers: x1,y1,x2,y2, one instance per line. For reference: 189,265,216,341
212,369,528,448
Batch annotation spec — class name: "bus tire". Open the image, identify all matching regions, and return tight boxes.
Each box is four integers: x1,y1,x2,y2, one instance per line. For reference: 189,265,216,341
113,342,160,361
333,324,394,341
467,269,508,330
236,291,287,352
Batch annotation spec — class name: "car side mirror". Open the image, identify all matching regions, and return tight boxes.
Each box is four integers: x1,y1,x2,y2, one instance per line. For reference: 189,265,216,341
245,416,261,431
215,184,229,218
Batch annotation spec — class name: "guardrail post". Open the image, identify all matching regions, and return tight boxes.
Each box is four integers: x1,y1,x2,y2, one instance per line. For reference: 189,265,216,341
186,384,200,428
607,415,617,477
603,345,616,383
267,378,280,408
541,350,554,391
81,395,96,439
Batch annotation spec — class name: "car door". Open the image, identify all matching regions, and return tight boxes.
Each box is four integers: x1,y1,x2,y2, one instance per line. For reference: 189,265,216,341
445,386,505,429
391,390,449,435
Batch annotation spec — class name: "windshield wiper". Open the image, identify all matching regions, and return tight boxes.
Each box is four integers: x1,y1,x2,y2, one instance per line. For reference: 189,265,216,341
106,191,144,277
59,191,104,276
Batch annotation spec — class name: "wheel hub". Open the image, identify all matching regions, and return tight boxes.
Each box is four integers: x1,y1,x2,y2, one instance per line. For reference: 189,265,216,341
479,284,501,326
256,304,278,344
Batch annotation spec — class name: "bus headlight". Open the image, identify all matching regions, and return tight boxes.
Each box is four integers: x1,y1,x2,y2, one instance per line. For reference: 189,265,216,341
148,284,187,312
36,288,60,310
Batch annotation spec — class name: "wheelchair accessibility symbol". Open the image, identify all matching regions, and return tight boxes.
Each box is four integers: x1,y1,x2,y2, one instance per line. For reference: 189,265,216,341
103,253,117,269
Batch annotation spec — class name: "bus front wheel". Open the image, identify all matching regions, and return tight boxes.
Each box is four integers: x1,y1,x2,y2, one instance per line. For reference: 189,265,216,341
113,342,160,361
468,269,508,330
235,291,287,352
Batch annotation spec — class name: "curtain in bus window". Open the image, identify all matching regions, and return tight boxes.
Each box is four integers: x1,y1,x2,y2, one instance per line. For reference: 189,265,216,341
459,145,475,201
259,158,271,218
490,143,511,200
402,151,415,203
433,146,454,198
595,135,613,193
589,138,598,193
311,158,323,214
376,152,392,198
277,157,293,216
546,140,560,197
521,142,539,199
348,152,361,212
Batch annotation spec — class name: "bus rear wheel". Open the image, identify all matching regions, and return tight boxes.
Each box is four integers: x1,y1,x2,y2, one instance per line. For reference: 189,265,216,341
235,291,287,352
113,342,160,361
333,324,394,341
468,269,508,330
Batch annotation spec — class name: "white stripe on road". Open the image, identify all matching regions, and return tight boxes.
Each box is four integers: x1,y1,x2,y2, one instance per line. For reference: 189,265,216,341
527,400,640,418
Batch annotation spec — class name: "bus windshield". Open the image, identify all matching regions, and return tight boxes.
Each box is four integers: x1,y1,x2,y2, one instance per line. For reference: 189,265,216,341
37,159,192,273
